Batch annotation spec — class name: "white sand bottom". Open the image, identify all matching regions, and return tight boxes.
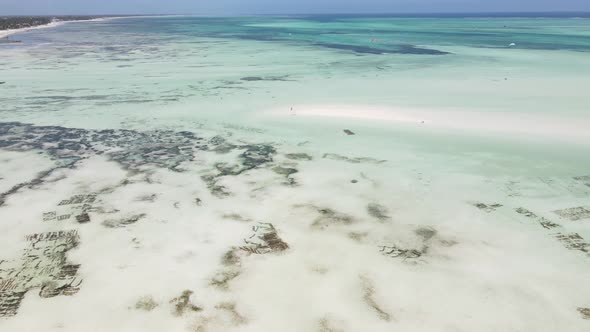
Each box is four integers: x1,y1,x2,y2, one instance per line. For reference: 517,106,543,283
265,104,590,144
0,123,589,331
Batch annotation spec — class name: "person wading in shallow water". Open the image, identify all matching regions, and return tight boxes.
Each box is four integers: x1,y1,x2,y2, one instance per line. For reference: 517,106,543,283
290,106,295,116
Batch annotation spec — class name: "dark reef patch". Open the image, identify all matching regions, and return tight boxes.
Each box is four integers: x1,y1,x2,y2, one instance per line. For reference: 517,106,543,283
513,207,590,255
102,214,146,228
240,144,276,171
0,165,68,207
343,129,355,136
294,204,356,230
367,203,390,222
59,194,97,206
554,233,590,255
215,302,247,325
272,166,298,177
272,166,298,186
360,275,392,322
285,153,312,161
315,207,355,227
170,290,202,316
210,249,242,290
415,227,437,241
202,143,277,197
318,317,344,332
241,76,292,82
379,245,423,259
515,207,538,218
210,223,289,291
222,213,252,222
323,153,386,164
75,212,91,223
42,192,101,224
314,42,450,55
209,136,236,154
240,222,289,254
514,207,560,229
472,202,503,213
573,175,590,188
134,296,159,311
0,122,204,175
0,230,81,317
553,206,590,221
0,122,279,199
210,270,241,290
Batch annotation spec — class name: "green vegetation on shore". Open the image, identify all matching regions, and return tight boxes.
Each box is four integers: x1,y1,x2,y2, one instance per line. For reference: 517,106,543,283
0,16,102,32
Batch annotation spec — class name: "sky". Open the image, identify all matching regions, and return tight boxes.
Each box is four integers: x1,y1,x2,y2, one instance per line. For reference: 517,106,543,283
1,0,589,15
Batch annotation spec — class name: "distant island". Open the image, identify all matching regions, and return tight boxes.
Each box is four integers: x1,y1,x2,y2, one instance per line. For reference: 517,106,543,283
0,16,108,31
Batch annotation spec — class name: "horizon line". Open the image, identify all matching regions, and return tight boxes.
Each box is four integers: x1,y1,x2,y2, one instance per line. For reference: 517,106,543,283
2,11,590,17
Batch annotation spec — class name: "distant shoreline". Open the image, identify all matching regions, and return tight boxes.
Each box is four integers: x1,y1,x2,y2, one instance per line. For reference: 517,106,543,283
1,11,588,40
0,16,131,39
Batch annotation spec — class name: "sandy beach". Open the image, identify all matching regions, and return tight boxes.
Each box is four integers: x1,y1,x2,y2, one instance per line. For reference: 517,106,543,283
0,21,64,39
0,17,125,39
266,104,590,143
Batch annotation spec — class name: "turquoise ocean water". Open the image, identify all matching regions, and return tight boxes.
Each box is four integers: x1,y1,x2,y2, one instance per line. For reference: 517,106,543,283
1,15,590,331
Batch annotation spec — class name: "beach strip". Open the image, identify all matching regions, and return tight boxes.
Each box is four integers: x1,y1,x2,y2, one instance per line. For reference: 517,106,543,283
0,17,124,39
267,104,590,143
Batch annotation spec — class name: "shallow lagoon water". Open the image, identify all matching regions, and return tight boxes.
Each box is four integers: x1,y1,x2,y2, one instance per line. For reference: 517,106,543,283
1,15,590,331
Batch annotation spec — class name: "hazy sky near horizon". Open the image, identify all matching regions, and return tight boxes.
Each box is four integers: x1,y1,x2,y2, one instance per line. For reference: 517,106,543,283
1,0,589,15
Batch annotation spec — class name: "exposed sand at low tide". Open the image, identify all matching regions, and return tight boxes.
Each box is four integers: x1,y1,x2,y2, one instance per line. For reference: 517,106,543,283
0,17,127,39
267,104,590,144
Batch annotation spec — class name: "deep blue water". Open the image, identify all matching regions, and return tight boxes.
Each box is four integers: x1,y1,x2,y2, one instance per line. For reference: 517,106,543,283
7,14,590,55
